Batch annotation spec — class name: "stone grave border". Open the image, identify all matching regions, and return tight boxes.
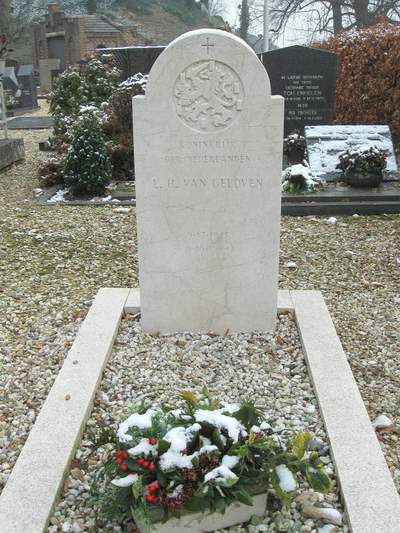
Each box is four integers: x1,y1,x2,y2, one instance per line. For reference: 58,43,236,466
37,185,400,215
0,288,399,533
37,185,136,206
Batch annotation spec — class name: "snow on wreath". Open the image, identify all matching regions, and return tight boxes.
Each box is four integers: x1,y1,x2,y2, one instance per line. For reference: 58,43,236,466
89,389,332,532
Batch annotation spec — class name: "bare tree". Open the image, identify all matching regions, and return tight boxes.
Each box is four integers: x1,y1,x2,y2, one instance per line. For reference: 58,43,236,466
0,0,48,58
250,0,400,40
205,0,228,17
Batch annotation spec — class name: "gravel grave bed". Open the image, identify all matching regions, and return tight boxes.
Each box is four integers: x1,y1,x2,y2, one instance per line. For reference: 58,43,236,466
48,314,347,533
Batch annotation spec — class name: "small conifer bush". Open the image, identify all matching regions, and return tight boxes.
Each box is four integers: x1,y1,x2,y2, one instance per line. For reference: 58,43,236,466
63,111,112,197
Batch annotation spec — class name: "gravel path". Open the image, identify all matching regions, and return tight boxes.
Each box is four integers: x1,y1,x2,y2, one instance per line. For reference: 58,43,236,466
0,128,399,525
49,315,346,533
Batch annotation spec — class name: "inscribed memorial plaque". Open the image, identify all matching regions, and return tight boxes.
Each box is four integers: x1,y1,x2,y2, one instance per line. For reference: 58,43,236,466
133,30,284,333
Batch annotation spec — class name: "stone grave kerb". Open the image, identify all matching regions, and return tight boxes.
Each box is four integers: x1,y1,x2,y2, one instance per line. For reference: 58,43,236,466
133,29,284,334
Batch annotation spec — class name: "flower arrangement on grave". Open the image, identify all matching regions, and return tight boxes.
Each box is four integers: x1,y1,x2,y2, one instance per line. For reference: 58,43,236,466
89,390,331,532
283,132,307,165
282,163,320,194
4,91,22,110
336,146,387,187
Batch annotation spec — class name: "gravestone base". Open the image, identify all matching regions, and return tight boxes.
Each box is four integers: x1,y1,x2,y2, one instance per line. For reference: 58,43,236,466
0,138,25,170
0,288,399,533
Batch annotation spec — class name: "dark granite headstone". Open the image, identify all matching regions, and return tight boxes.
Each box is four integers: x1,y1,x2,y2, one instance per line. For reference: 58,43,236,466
100,46,165,79
260,46,337,136
17,65,38,109
2,66,21,109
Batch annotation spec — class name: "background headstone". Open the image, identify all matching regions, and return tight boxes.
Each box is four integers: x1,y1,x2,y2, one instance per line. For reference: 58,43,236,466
134,30,284,334
39,58,61,93
100,46,165,79
2,66,21,109
261,46,337,136
0,81,8,138
17,65,38,109
305,125,399,181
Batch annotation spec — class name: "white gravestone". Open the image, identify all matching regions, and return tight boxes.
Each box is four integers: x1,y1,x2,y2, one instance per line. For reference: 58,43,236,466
133,30,284,334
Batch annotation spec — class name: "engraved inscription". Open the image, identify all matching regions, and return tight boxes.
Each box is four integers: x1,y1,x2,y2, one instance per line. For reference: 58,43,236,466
174,60,244,133
152,177,263,190
185,231,233,261
281,74,325,124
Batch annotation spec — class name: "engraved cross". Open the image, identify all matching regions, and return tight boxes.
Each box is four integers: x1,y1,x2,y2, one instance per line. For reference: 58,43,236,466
201,37,215,55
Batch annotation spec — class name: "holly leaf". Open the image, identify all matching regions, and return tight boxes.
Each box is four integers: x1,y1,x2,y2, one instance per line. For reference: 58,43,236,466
131,477,142,500
305,465,332,494
157,439,171,455
214,496,227,514
234,489,253,506
218,475,239,488
185,495,208,512
181,391,197,407
156,470,167,487
233,402,260,430
292,432,312,460
211,427,225,451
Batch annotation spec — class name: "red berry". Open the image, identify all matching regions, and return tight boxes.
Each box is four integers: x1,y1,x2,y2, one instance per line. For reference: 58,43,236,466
137,458,144,465
149,463,155,471
116,449,123,457
123,451,129,459
116,457,123,464
146,495,155,503
148,481,158,492
142,460,149,468
120,463,128,471
149,438,157,445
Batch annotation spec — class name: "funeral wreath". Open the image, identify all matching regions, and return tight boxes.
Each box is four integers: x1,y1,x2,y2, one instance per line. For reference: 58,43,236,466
336,146,387,187
89,390,332,531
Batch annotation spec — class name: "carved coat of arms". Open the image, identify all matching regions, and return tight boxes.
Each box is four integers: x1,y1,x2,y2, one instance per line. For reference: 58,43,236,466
174,60,244,133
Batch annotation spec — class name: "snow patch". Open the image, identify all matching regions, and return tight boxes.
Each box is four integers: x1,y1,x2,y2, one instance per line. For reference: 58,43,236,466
372,414,393,429
111,474,138,487
204,455,239,484
159,424,201,471
47,189,69,203
282,164,320,192
117,409,156,443
128,438,157,457
194,409,247,442
275,464,297,492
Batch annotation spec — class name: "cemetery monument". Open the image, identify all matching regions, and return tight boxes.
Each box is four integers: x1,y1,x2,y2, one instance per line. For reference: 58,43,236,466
133,30,284,334
17,65,39,110
0,77,25,171
261,45,337,136
39,58,61,93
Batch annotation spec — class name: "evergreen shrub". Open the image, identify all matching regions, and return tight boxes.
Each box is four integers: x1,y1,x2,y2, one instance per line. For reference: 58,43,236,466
63,110,112,196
